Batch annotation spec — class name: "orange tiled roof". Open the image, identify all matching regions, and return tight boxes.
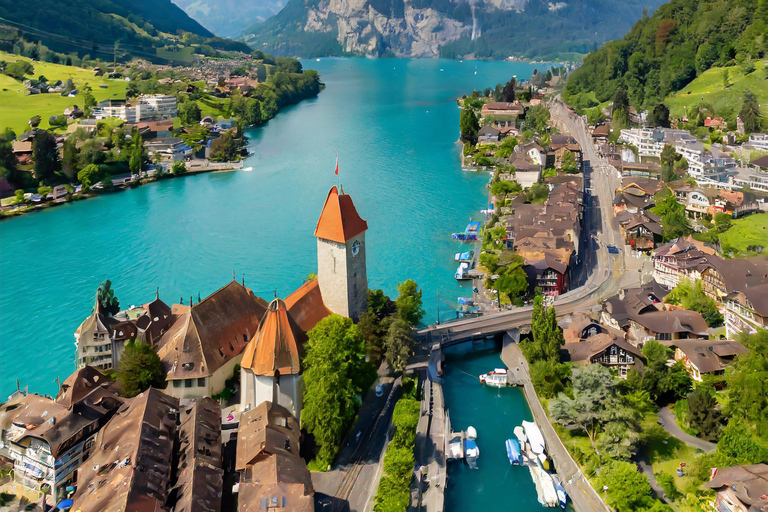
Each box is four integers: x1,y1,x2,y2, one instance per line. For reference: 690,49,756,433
241,299,305,376
284,279,332,332
314,186,367,243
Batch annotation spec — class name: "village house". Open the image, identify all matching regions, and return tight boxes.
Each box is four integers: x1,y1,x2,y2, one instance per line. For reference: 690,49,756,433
652,236,717,289
704,463,768,512
591,124,610,144
480,101,526,119
93,95,177,123
236,402,313,512
663,338,747,382
0,367,122,501
523,254,569,297
145,137,195,163
615,210,663,251
564,332,646,378
601,283,710,343
549,134,582,170
725,283,768,338
477,125,502,144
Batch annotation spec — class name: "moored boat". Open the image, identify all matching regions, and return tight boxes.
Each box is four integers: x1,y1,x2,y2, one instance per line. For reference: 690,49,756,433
530,465,559,507
513,425,527,445
465,426,480,469
522,420,546,455
551,474,568,509
455,262,471,280
505,438,521,465
479,368,508,387
454,250,474,262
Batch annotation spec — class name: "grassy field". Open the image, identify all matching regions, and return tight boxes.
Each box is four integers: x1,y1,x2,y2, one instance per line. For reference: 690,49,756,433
719,212,768,257
666,60,768,121
0,52,127,134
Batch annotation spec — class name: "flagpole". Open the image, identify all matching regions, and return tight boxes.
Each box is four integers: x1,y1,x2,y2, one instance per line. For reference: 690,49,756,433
336,153,340,191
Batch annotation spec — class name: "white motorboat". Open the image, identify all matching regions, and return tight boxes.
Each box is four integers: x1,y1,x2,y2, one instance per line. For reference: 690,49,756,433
479,368,508,387
522,421,546,455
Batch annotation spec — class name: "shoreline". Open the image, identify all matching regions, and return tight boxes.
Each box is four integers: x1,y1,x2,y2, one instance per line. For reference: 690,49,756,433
0,161,245,221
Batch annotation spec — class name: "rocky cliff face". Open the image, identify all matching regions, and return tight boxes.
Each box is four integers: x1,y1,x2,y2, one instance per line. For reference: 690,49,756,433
245,0,666,60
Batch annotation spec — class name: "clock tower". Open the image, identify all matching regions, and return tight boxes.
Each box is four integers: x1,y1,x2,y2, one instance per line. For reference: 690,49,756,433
314,186,368,321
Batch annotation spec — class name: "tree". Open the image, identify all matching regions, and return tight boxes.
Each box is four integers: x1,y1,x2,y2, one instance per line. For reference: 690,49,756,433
648,103,670,128
725,329,768,433
81,85,96,117
459,109,480,145
4,60,33,80
525,104,551,133
303,315,375,466
561,150,579,173
97,279,120,316
640,340,693,404
77,164,101,188
129,130,144,175
599,460,655,511
529,359,569,398
115,340,165,397
32,130,58,181
385,318,414,372
171,161,187,176
494,136,519,158
209,130,240,162
612,84,630,129
664,280,723,327
490,179,522,197
652,193,691,241
587,108,606,126
687,387,722,441
494,264,528,306
395,279,424,326
739,89,762,134
178,100,202,125
549,364,638,456
660,144,680,182
502,77,517,102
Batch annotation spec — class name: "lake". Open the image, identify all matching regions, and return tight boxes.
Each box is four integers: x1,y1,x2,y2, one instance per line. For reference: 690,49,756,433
0,57,543,398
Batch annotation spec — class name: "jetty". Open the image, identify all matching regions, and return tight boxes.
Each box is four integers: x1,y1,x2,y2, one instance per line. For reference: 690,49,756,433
411,379,447,512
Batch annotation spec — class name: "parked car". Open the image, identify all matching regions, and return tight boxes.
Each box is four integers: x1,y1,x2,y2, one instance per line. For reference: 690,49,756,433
375,384,384,397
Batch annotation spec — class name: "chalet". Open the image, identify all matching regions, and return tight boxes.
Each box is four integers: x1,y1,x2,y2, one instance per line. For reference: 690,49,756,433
563,332,645,378
591,124,610,144
664,339,747,381
652,237,717,289
725,283,768,338
560,313,606,344
705,464,768,512
481,102,526,119
478,125,502,144
523,253,569,297
615,210,663,251
0,367,122,501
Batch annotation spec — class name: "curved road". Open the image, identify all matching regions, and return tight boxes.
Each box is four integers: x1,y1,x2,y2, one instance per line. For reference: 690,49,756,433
658,406,717,453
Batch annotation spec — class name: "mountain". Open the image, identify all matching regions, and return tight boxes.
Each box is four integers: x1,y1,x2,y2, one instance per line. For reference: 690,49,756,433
171,0,286,38
0,0,251,62
241,0,667,60
563,0,767,111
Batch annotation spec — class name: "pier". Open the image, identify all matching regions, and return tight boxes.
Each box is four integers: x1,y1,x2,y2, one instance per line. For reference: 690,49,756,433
411,379,447,512
501,332,611,512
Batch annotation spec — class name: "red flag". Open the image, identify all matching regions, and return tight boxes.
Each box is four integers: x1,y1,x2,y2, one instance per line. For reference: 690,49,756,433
335,155,339,176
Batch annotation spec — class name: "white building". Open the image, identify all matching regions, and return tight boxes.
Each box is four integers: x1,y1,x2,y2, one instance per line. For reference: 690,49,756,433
92,95,177,122
747,133,768,151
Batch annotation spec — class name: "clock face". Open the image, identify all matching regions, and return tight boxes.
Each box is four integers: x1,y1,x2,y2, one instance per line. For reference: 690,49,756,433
351,241,361,256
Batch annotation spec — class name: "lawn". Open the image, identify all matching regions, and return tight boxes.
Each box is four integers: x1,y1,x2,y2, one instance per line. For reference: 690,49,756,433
666,60,768,121
719,212,768,257
0,52,128,134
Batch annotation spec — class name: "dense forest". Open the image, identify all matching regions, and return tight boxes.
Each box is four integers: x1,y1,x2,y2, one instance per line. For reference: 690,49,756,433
563,0,768,110
0,0,252,62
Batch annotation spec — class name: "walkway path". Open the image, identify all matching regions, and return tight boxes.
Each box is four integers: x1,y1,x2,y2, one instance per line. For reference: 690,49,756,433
658,406,717,453
501,336,611,512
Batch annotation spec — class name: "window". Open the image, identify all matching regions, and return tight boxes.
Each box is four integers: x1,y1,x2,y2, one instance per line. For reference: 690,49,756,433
184,379,194,388
198,378,206,387
173,380,182,388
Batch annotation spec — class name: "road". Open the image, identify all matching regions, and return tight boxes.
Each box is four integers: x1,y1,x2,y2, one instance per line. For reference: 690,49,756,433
658,406,717,453
419,100,632,343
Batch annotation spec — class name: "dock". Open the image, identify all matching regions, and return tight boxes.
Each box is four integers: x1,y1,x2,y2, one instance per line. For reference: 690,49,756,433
501,330,611,512
411,379,447,512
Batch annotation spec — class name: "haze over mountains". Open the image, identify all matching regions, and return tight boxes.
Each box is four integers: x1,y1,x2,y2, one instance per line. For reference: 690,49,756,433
171,0,286,38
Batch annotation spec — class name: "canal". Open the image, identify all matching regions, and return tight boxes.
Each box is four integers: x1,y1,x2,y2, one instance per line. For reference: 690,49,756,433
443,348,573,511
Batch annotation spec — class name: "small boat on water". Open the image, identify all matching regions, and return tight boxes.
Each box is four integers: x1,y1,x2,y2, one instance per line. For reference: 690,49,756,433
454,250,474,262
455,262,471,280
465,426,480,469
242,167,253,172
513,426,527,445
551,474,568,509
505,438,521,465
479,368,508,387
530,465,559,508
522,421,546,455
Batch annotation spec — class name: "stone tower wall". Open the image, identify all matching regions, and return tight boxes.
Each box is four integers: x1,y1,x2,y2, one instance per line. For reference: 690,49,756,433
316,232,368,321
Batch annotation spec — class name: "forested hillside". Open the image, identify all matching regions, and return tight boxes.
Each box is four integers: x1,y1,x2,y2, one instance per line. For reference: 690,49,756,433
564,0,767,110
0,0,251,63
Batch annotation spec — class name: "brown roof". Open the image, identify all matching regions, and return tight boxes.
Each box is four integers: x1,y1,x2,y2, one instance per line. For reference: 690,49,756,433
284,279,332,332
564,333,644,364
241,299,305,376
170,397,223,512
135,295,176,344
314,186,368,243
633,309,709,335
668,339,748,374
157,281,268,380
236,402,301,471
560,313,605,344
72,388,179,512
705,464,768,512
744,283,768,317
239,454,314,512
592,124,610,137
751,154,768,169
55,366,117,409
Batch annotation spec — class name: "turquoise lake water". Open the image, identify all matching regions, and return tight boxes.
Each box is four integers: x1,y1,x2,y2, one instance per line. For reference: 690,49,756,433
0,57,542,398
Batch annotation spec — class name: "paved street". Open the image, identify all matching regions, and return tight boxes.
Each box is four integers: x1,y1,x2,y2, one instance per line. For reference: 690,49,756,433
658,406,717,453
